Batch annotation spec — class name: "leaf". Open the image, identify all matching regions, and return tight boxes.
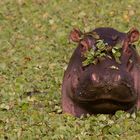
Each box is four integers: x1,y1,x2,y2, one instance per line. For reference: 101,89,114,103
96,40,106,50
115,57,121,64
112,48,116,54
102,125,111,134
0,103,10,111
99,52,106,57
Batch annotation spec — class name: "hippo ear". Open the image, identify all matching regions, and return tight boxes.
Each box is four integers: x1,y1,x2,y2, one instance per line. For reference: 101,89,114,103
69,28,83,42
127,28,140,43
122,28,139,59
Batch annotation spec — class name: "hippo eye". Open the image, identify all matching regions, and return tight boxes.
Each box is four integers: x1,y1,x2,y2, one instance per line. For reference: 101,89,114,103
112,35,119,41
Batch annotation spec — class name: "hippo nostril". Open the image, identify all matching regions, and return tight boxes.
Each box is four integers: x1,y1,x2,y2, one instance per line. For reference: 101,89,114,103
92,73,96,81
92,73,99,82
114,75,121,82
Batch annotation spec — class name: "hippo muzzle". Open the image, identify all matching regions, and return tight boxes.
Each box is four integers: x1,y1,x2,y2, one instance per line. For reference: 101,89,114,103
72,59,137,114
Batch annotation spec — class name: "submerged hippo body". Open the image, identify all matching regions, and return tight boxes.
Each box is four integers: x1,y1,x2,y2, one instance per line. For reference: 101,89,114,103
62,27,140,117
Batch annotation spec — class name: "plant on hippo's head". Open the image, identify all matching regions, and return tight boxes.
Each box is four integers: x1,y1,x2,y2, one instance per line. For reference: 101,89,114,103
82,40,122,66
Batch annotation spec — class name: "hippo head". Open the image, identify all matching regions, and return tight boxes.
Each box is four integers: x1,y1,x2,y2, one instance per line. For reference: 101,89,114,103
62,27,140,117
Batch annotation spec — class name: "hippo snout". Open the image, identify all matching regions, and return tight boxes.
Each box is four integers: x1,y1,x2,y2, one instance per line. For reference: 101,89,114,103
74,68,137,114
75,68,136,102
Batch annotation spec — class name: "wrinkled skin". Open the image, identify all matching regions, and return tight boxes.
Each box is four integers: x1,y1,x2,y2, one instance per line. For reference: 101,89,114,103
62,27,140,117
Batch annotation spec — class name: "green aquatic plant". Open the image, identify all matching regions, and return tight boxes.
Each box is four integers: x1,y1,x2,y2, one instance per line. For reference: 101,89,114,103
82,40,122,66
111,44,121,64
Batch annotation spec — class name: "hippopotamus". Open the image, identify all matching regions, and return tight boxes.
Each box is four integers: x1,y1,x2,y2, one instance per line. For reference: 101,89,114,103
62,27,140,117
